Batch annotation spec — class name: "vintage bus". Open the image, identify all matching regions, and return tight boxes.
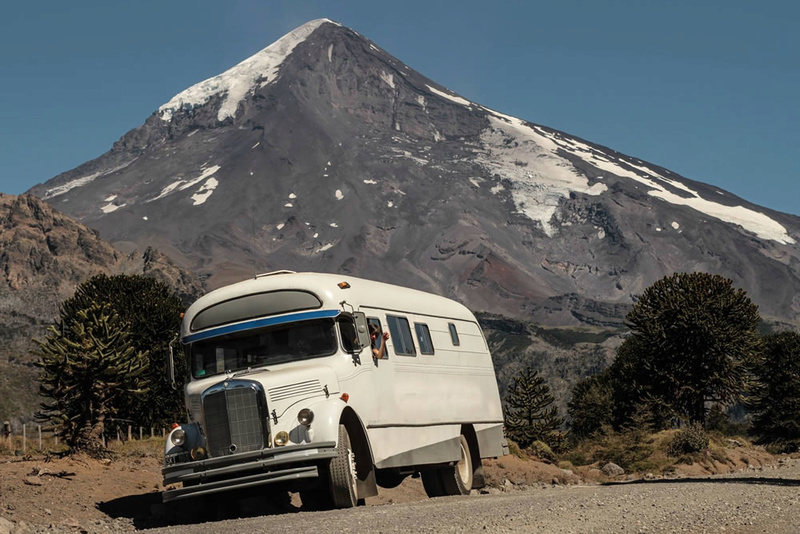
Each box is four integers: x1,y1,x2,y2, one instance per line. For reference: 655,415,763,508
163,271,507,508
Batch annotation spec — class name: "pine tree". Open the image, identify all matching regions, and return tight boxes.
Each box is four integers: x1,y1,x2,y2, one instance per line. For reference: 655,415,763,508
750,331,800,451
35,304,149,453
504,366,565,449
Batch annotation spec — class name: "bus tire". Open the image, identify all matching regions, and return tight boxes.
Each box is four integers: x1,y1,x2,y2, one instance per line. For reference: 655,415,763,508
439,434,473,496
421,468,445,497
329,424,358,508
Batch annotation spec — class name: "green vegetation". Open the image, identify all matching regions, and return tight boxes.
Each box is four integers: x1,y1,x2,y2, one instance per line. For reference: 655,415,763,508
566,371,613,441
749,331,800,452
54,274,185,428
32,274,184,454
503,366,565,451
34,304,149,453
558,272,798,471
666,424,710,456
611,272,761,427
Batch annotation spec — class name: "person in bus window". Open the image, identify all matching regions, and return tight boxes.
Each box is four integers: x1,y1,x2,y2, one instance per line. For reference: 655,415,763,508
370,323,390,359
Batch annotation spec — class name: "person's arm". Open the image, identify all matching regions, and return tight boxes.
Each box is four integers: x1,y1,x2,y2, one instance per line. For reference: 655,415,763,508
372,331,390,359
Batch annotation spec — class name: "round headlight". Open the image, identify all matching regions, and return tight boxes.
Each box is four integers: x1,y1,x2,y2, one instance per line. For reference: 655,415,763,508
171,428,186,447
297,408,314,426
190,446,207,460
274,431,290,447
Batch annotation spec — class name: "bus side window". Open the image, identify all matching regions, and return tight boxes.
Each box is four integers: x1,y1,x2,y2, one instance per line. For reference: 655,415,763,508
415,323,435,355
367,318,386,359
448,322,460,346
387,315,416,356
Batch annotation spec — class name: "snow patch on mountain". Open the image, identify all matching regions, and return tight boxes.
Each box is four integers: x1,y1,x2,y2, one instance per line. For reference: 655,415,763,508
148,165,221,203
191,177,219,205
159,19,333,122
100,201,125,213
426,85,471,107
534,129,795,245
380,71,395,89
44,160,137,199
475,113,607,236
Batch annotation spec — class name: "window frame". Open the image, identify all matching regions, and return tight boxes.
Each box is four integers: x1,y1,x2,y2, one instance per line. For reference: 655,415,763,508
414,322,435,355
386,315,417,357
448,322,460,346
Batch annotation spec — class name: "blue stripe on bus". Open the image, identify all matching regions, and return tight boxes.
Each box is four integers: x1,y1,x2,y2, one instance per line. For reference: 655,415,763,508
182,309,341,344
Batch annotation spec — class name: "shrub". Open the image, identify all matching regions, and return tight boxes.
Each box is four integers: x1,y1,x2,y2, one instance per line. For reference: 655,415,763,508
527,440,556,463
667,424,709,456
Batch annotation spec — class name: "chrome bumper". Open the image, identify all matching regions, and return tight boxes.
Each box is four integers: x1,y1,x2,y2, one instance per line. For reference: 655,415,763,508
162,441,336,502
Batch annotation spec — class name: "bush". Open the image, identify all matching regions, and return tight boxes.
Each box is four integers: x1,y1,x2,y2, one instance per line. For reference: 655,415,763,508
527,440,556,463
667,424,709,456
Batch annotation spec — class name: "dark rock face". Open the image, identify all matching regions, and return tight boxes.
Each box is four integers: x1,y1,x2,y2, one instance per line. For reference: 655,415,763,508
26,19,800,326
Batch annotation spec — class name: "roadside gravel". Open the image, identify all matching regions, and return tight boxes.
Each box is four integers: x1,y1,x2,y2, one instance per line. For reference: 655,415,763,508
140,458,800,534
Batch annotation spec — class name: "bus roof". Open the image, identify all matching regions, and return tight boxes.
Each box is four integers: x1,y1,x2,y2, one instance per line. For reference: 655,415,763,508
182,271,476,337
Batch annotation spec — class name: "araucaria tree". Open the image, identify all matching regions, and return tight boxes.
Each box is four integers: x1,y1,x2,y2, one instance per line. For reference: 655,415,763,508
504,366,565,449
35,304,149,452
750,331,800,451
611,272,761,426
56,274,185,427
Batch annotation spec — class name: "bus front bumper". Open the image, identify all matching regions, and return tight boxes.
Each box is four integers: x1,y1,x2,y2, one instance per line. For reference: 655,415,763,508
161,441,336,503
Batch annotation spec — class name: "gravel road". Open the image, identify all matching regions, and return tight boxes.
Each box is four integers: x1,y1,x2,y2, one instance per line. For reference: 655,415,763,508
143,459,800,534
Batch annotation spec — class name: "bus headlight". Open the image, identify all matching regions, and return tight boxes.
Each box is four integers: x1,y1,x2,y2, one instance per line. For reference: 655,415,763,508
170,428,187,447
190,446,207,460
297,408,314,426
274,431,290,447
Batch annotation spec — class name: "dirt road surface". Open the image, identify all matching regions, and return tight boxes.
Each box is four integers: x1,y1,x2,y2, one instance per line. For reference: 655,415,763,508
144,459,800,534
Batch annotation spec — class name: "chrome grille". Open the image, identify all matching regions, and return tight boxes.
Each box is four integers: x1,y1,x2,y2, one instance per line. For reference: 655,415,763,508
268,379,322,402
203,381,266,458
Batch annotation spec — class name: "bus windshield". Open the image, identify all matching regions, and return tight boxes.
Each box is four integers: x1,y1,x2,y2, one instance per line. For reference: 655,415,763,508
188,319,337,378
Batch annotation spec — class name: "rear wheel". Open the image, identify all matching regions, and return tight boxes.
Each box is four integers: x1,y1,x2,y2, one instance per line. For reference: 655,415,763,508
421,468,445,497
328,424,358,508
422,434,474,498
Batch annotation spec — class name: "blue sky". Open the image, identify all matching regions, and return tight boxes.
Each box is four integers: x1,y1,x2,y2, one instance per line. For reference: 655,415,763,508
2,0,798,215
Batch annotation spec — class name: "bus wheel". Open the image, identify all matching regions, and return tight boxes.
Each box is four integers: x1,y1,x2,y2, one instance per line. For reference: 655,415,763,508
329,424,358,508
439,435,473,496
421,468,445,497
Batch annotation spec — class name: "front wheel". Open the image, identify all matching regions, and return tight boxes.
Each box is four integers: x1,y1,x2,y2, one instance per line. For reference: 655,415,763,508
328,424,358,508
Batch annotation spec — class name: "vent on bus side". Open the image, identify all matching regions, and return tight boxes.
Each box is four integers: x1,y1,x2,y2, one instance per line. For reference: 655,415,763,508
188,395,202,421
268,380,322,402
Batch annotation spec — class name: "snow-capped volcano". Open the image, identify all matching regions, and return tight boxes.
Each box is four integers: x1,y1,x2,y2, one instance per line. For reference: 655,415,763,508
159,19,336,122
28,19,800,325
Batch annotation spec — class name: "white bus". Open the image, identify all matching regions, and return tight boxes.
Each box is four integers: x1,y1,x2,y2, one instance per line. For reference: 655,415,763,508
163,271,507,508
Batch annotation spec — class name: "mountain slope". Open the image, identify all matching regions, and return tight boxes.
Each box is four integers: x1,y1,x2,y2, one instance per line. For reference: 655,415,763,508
0,193,202,421
27,19,800,326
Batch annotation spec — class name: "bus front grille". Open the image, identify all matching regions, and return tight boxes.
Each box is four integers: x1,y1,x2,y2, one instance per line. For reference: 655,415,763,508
203,382,266,458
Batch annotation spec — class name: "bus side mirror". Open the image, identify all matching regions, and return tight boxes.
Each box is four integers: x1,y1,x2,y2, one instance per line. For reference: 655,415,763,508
353,312,371,350
168,335,178,390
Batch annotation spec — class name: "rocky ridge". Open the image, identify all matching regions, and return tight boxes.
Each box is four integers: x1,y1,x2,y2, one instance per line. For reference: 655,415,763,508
0,194,202,421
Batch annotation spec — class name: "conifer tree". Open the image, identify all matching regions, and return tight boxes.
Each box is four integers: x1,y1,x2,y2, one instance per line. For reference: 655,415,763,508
750,331,800,451
610,272,761,427
504,366,565,449
57,274,185,427
567,371,614,440
35,304,149,453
